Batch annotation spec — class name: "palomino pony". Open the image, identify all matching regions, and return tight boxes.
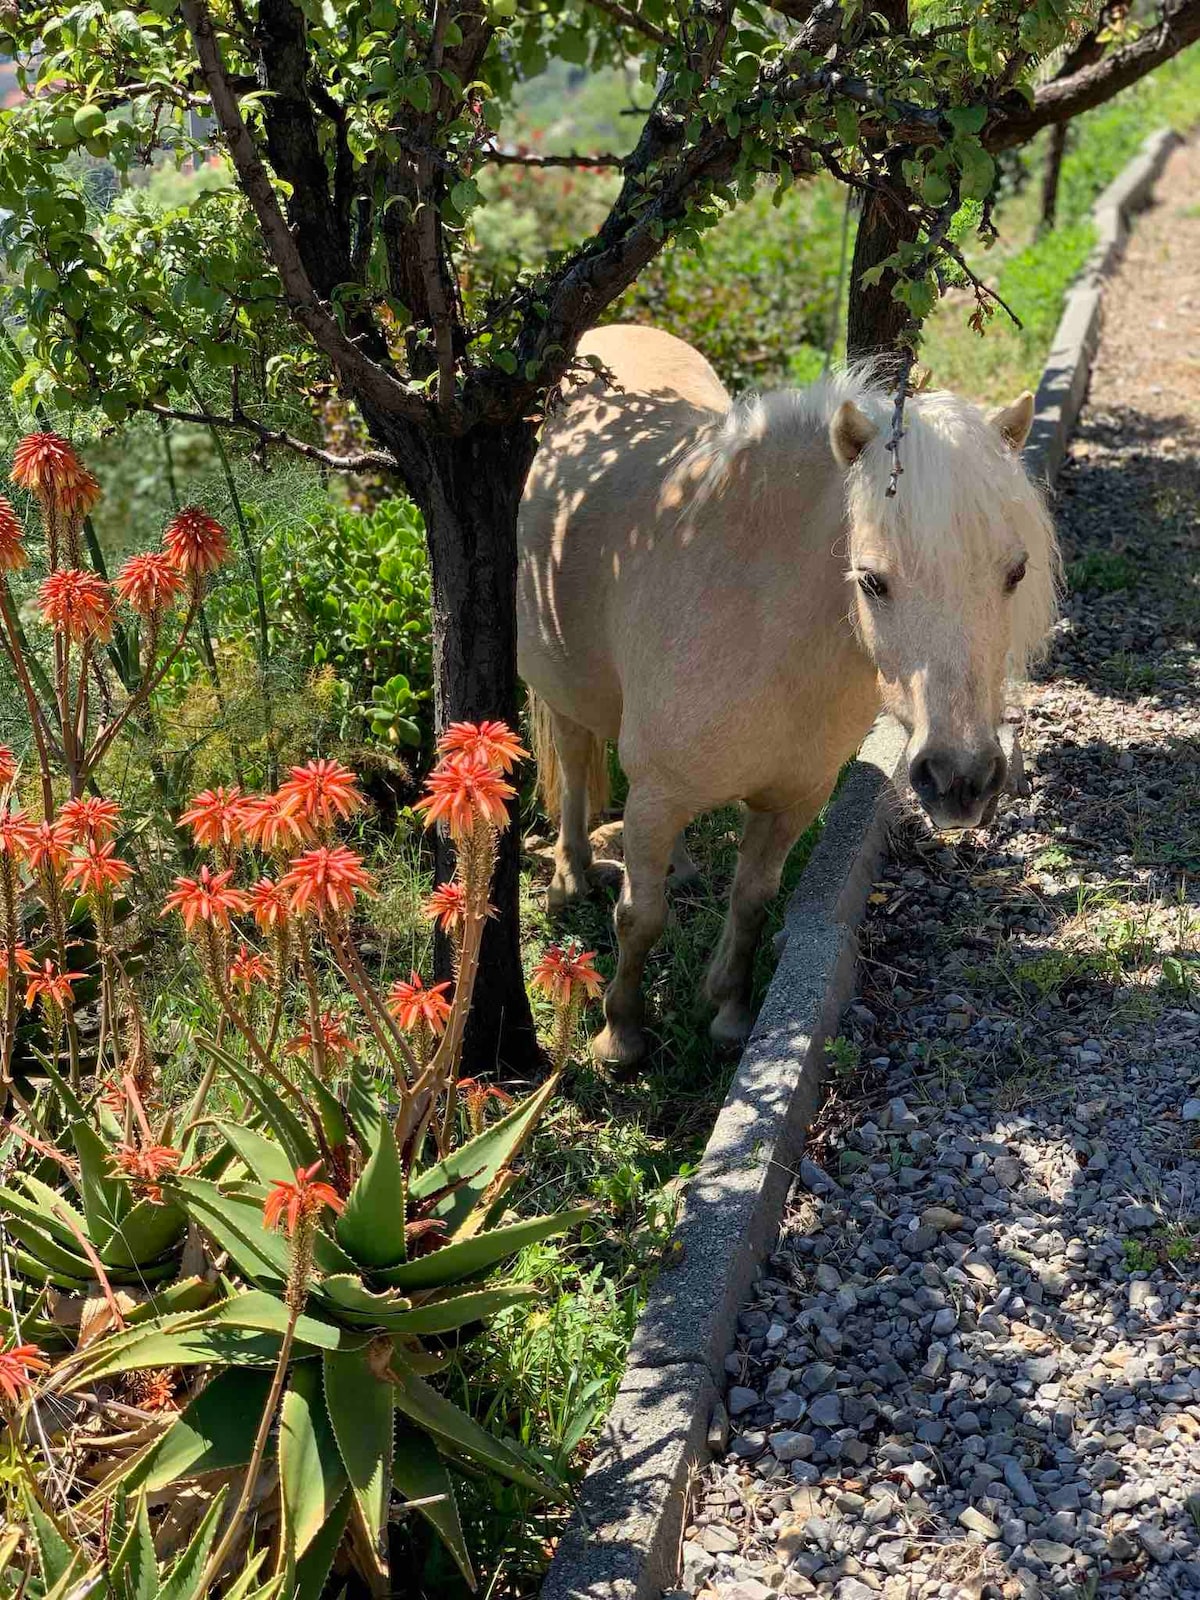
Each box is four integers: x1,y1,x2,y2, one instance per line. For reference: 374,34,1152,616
517,325,1058,1066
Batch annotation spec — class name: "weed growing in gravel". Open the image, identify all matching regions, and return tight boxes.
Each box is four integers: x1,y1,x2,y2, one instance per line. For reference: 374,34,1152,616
1067,550,1138,594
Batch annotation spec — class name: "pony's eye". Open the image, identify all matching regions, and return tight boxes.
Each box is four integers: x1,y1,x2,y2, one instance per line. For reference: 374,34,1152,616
1005,559,1027,593
858,570,888,601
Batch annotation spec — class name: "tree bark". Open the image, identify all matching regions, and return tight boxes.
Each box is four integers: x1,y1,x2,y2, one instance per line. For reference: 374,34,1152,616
1039,122,1068,233
845,183,920,370
376,416,543,1078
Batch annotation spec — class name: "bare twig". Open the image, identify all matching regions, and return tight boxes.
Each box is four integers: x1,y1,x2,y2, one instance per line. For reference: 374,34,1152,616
587,0,671,46
146,402,398,472
483,148,626,170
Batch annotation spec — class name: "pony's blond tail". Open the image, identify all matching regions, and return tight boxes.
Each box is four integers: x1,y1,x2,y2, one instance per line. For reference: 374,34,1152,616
527,692,610,825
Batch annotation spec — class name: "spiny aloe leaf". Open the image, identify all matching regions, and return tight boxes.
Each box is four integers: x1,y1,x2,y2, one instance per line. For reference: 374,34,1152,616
353,1283,537,1337
336,1116,406,1270
290,1056,349,1153
22,1489,74,1589
378,1206,591,1291
391,1366,562,1498
220,1545,285,1600
196,1033,317,1168
70,1117,133,1242
280,1360,349,1563
8,1247,91,1291
0,1213,91,1278
9,1174,89,1248
96,1193,187,1270
293,1485,352,1600
408,1075,558,1238
91,1371,271,1510
393,1424,475,1590
217,1120,297,1187
173,1176,359,1284
108,1491,158,1600
158,1484,229,1600
123,1276,216,1325
323,1345,395,1546
315,1274,411,1320
346,1062,386,1151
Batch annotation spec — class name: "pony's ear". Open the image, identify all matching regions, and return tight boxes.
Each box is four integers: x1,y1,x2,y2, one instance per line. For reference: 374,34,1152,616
989,391,1035,452
830,401,877,467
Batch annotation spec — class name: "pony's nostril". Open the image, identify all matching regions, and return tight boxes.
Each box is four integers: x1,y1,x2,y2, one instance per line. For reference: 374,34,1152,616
909,751,956,800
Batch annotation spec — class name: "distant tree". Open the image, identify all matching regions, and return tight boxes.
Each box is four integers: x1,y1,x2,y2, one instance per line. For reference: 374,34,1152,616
2,0,1198,1066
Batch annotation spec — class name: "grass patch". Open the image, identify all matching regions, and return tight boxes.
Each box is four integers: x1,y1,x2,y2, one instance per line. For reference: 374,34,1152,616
1068,550,1139,595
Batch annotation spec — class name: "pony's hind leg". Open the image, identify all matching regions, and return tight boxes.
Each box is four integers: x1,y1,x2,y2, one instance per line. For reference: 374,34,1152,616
592,784,688,1069
547,711,601,913
705,798,820,1050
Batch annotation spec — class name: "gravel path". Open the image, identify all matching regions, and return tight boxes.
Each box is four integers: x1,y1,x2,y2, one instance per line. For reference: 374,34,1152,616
681,139,1200,1600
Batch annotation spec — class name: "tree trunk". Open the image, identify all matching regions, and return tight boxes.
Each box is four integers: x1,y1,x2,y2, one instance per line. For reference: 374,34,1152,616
1040,122,1068,233
381,417,543,1079
845,184,920,371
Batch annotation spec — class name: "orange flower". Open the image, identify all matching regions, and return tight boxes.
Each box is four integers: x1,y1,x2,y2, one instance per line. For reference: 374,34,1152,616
0,1342,49,1406
125,1368,177,1413
162,506,229,576
64,841,132,899
414,751,515,839
280,845,374,918
263,1160,344,1237
60,795,121,844
530,940,604,1005
228,943,272,992
180,785,251,851
0,747,15,789
114,551,186,617
26,819,73,874
37,569,115,643
387,972,453,1036
0,497,27,573
249,876,290,932
11,432,100,517
276,758,365,829
286,1009,359,1062
437,719,528,773
25,959,86,1011
0,943,36,984
164,865,251,934
242,791,313,854
111,1142,182,1204
457,1076,515,1127
0,807,36,862
424,880,468,935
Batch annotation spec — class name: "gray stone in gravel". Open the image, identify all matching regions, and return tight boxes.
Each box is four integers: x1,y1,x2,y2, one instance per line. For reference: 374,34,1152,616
1182,1099,1200,1122
1029,1540,1074,1565
1004,1460,1039,1508
835,1581,875,1600
1139,1527,1174,1564
931,1307,958,1335
799,1159,841,1196
1125,1205,1158,1229
729,1386,760,1416
774,1394,808,1424
1046,1484,1081,1512
993,1156,1022,1187
731,1430,766,1460
771,1431,816,1463
701,1527,741,1554
903,1225,938,1255
807,1393,842,1429
959,1507,1001,1539
802,1363,837,1395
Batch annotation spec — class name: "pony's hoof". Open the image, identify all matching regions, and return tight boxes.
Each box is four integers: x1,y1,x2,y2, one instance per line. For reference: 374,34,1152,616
710,1002,754,1053
547,870,587,913
591,1022,647,1069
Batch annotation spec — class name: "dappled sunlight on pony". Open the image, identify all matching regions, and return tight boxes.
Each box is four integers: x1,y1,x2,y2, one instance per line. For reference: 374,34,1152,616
518,325,1060,1067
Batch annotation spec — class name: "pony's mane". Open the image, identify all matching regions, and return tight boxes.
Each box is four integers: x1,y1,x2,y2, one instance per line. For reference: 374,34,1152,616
691,366,1061,676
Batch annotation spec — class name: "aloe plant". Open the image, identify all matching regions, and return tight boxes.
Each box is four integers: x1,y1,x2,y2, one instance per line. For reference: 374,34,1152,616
55,1053,584,1593
8,1483,284,1600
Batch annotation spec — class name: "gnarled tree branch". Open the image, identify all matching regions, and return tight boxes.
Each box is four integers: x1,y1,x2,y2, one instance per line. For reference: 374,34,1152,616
146,403,400,473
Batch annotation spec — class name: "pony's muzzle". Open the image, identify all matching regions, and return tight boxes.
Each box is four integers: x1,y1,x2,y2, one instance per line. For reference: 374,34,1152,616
909,741,1007,830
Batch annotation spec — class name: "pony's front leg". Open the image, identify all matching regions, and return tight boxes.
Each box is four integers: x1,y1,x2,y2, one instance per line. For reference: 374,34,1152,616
592,786,688,1069
705,798,819,1050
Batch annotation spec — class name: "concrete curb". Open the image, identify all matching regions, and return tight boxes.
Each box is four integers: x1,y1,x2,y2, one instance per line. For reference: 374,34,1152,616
541,128,1180,1600
1024,126,1181,486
